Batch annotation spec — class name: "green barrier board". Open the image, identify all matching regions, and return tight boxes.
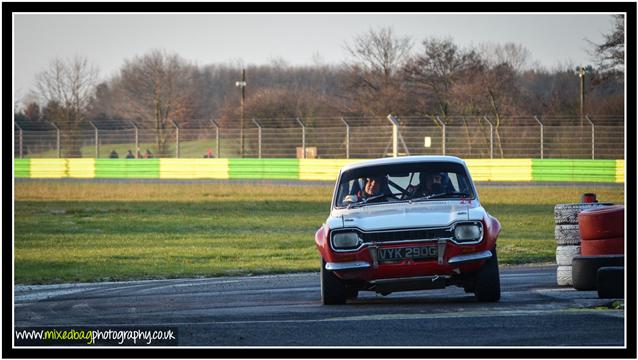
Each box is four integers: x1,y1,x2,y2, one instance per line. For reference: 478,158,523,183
229,158,299,180
14,159,30,178
95,159,160,178
532,159,616,182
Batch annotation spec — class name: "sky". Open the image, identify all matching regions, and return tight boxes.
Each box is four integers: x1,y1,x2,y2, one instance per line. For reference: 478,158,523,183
13,13,618,101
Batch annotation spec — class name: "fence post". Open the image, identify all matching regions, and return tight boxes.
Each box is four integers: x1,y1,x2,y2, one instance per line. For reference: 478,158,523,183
340,117,350,159
585,115,595,159
296,117,306,159
483,116,494,159
171,120,180,158
128,120,139,158
387,114,399,157
15,123,23,159
50,122,61,158
252,118,262,159
210,119,220,158
534,115,544,159
435,116,446,156
88,120,99,158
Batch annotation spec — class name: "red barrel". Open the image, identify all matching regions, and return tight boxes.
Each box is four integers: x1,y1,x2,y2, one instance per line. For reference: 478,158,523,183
581,193,597,203
580,237,624,256
578,205,624,240
578,205,624,256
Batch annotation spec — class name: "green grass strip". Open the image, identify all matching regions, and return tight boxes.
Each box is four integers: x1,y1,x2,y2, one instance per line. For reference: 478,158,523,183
14,182,625,284
95,159,160,179
532,159,617,182
14,159,30,178
229,158,299,180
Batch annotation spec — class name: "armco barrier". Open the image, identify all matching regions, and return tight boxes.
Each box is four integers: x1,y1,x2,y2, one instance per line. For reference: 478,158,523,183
95,159,159,178
228,159,299,180
30,159,66,178
531,159,617,183
67,159,95,178
464,159,532,182
299,159,363,181
13,158,625,183
616,159,624,183
160,159,229,179
14,159,30,178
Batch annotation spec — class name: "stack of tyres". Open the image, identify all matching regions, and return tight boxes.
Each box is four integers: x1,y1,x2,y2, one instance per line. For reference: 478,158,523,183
554,203,611,286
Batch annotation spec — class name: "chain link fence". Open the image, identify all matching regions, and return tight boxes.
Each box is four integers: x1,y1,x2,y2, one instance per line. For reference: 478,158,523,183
14,115,624,160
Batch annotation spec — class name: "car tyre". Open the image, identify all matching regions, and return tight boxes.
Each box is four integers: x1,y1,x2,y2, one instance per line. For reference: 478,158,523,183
572,255,624,290
474,249,501,302
345,286,359,300
597,266,624,299
321,259,347,305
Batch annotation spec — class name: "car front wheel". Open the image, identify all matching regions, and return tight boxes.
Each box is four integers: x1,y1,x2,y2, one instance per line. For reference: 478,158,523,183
321,259,347,305
474,249,501,302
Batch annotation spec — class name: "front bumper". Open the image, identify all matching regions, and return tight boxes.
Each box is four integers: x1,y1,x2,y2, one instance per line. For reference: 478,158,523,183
324,238,493,281
324,249,492,271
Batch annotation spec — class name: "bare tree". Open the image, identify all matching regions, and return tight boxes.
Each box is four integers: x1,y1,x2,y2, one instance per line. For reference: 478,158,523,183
404,37,483,117
343,27,413,117
117,50,196,156
588,15,624,77
35,56,98,156
23,101,41,122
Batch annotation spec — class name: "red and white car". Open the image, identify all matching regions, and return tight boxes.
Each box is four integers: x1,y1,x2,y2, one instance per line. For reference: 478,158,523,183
315,156,502,304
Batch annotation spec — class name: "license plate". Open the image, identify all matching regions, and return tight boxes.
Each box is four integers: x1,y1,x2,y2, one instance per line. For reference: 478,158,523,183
378,246,438,263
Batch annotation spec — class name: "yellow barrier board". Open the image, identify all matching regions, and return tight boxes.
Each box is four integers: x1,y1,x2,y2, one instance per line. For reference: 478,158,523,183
616,159,624,183
159,158,229,179
299,159,362,181
465,159,532,182
30,159,67,178
67,158,95,178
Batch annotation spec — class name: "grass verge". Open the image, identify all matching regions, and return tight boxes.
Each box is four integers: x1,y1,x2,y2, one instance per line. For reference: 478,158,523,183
14,182,624,284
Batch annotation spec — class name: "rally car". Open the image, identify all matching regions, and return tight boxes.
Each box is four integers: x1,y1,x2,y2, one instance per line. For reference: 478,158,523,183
315,156,501,304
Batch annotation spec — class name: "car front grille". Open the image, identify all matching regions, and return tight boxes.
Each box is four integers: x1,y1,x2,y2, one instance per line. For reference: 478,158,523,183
360,228,452,243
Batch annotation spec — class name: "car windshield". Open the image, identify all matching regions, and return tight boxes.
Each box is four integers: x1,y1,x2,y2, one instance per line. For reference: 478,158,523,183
334,161,475,208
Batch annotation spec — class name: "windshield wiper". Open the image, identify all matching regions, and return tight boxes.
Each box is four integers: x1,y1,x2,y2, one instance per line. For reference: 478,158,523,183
346,193,388,209
412,191,470,201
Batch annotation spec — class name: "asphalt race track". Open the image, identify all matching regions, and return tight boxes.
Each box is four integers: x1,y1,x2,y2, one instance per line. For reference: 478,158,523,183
14,265,624,346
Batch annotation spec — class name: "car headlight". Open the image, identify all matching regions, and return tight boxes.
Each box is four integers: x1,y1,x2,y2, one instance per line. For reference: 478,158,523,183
332,232,362,250
454,223,482,242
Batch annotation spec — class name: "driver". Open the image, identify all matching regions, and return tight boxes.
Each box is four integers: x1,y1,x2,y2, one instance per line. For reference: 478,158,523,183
407,171,445,198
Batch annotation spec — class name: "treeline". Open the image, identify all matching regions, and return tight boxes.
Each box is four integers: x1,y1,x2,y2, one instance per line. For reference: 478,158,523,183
16,18,624,156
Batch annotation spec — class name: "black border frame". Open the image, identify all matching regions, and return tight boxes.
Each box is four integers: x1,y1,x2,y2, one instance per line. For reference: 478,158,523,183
3,2,636,358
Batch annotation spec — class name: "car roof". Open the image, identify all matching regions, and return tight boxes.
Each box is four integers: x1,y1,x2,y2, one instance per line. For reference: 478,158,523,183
340,155,466,172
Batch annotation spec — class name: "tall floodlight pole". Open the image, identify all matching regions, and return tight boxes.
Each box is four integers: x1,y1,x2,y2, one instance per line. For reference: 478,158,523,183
577,66,586,126
235,69,246,158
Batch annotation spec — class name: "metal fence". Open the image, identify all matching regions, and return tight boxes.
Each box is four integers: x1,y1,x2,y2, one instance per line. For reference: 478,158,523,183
13,115,624,160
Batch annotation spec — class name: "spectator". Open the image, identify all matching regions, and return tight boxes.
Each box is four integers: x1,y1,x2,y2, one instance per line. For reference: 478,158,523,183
109,149,119,159
136,147,142,159
126,149,135,159
145,149,153,158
